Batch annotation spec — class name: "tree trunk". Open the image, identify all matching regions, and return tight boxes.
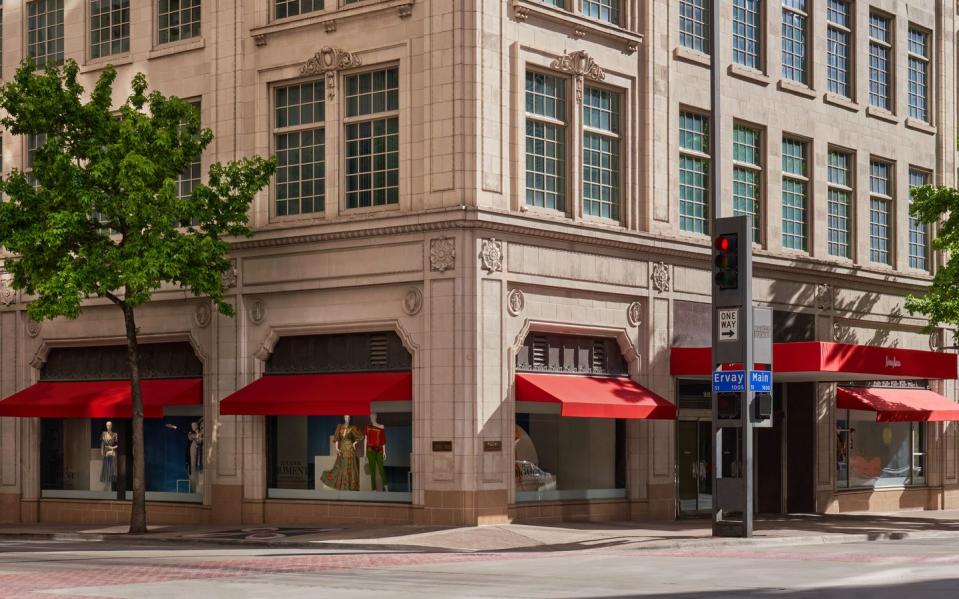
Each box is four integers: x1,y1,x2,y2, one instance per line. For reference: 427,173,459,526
121,302,147,534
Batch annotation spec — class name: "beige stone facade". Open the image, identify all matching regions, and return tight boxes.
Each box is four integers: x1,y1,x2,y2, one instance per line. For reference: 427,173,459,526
1,1,958,526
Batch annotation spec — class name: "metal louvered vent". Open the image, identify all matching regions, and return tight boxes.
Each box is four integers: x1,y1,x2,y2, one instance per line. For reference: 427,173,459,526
591,341,606,371
369,335,389,368
532,335,548,368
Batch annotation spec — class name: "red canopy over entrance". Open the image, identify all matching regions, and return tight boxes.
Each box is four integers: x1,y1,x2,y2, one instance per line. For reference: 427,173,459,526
515,373,676,420
0,379,202,419
837,386,959,422
219,372,412,416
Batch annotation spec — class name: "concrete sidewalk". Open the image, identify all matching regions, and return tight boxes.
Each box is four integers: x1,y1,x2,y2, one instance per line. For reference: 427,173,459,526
4,510,959,553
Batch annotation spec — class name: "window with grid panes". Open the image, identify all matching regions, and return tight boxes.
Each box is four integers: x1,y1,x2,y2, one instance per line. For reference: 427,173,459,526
525,71,566,211
868,12,892,111
907,28,930,122
826,0,851,97
582,0,619,25
732,125,762,243
869,161,893,265
90,0,130,59
273,81,325,217
733,0,761,69
158,0,201,45
781,1,808,84
680,0,710,54
781,138,808,250
679,111,709,234
345,68,400,209
27,0,64,69
177,102,202,202
537,0,564,7
908,169,930,270
582,86,620,220
275,0,322,20
26,133,47,188
827,150,852,258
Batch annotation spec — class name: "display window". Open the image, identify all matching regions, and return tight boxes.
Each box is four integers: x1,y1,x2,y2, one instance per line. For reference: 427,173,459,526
266,410,412,501
40,415,204,502
836,409,926,489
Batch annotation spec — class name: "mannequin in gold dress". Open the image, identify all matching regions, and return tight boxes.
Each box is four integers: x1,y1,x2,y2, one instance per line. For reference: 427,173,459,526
320,415,364,491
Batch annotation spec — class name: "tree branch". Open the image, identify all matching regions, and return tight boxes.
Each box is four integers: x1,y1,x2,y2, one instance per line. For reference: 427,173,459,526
104,291,123,305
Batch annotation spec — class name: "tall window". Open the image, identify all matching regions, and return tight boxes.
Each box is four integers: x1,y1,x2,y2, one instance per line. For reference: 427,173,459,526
679,111,710,234
525,72,566,211
582,0,619,25
680,0,710,54
868,12,892,111
26,133,48,189
273,81,325,217
275,0,322,19
732,0,761,70
827,150,853,258
582,87,620,220
158,0,201,45
781,1,808,84
908,169,930,270
732,125,762,243
177,102,202,202
90,0,130,59
826,0,851,97
27,0,64,68
781,138,808,251
907,28,930,123
869,160,893,265
345,68,400,209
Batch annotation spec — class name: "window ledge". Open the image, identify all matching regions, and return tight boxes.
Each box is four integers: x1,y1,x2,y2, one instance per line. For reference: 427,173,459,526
823,93,860,113
509,0,643,55
149,37,206,60
905,118,937,135
519,204,571,221
777,79,816,99
727,64,770,86
672,46,711,68
81,54,133,74
251,0,415,42
866,105,899,124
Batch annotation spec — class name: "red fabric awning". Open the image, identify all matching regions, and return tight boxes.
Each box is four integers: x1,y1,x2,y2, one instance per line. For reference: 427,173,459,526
515,373,676,420
0,379,202,419
837,387,959,422
219,372,412,416
671,342,958,381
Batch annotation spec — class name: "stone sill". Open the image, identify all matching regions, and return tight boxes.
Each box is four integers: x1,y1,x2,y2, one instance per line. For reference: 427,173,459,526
510,0,643,55
823,92,860,113
148,37,206,60
866,105,899,124
672,46,710,68
905,118,937,135
727,64,770,86
80,54,133,74
777,79,816,99
250,0,415,42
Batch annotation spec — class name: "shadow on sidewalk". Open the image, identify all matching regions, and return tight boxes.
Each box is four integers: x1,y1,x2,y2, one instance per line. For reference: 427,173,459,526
584,578,959,599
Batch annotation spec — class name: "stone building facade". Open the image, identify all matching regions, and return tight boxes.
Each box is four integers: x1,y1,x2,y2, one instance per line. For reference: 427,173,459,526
0,1,958,526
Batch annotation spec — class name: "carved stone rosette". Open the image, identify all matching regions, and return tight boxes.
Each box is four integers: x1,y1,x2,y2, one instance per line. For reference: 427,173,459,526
301,47,362,101
480,239,504,273
430,238,456,273
507,289,525,316
650,262,670,293
550,50,605,104
627,301,642,327
403,288,423,316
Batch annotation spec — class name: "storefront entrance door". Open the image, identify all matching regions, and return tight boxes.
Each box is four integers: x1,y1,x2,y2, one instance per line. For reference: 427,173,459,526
677,420,712,516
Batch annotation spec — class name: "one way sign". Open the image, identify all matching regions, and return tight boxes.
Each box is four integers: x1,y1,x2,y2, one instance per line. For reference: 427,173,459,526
718,308,739,342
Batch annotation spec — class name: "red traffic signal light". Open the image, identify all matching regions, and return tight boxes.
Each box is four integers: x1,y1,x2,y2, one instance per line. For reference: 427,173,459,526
713,233,739,290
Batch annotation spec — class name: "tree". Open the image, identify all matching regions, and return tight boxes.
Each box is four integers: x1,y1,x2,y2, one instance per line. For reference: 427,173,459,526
905,184,959,329
0,60,275,534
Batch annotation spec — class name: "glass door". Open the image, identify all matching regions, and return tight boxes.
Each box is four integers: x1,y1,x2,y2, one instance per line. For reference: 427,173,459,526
677,420,713,516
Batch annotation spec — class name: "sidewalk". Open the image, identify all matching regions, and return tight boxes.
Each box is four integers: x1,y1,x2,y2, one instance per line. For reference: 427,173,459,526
4,509,959,553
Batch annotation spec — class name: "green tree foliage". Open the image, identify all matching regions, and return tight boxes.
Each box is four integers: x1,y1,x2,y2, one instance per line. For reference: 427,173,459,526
0,60,275,533
906,184,959,329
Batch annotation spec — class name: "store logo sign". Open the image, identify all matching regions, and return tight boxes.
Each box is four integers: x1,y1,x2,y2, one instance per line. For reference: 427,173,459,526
885,356,902,368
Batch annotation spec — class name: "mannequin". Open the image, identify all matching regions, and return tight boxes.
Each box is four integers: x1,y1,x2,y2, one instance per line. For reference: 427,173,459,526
188,421,203,477
364,412,388,491
100,421,119,489
319,415,363,491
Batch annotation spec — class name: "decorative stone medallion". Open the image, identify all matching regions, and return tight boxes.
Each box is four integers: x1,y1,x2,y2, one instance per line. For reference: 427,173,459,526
430,238,456,273
480,238,504,273
816,283,834,311
26,317,42,338
650,262,670,293
221,260,238,289
930,330,943,352
249,299,266,324
403,288,424,316
301,48,362,100
194,302,212,328
627,301,642,327
550,50,605,104
507,289,525,316
0,269,15,307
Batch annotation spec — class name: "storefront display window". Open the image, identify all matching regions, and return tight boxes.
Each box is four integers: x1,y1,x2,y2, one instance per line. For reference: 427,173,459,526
835,409,925,489
267,410,413,501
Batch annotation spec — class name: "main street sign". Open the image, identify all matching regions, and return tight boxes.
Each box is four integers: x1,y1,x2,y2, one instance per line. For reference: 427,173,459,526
749,370,772,393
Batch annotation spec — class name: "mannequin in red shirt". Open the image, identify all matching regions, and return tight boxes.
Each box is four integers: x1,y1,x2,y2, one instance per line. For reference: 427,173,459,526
364,412,388,492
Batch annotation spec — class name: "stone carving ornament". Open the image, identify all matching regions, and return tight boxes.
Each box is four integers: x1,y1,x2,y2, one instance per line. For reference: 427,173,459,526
403,288,423,316
26,317,41,338
249,299,266,324
550,50,605,103
301,47,362,101
627,301,642,327
816,283,834,311
650,262,670,293
194,302,212,328
0,278,14,307
221,260,238,289
480,238,504,273
430,238,456,273
507,289,525,316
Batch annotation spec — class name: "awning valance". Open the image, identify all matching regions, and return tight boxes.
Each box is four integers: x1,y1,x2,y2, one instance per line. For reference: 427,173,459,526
0,379,202,419
837,386,959,422
515,373,676,420
219,372,412,416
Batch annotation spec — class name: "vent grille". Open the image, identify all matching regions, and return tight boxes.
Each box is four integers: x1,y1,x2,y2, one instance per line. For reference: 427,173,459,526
369,335,389,368
591,341,606,371
532,335,548,368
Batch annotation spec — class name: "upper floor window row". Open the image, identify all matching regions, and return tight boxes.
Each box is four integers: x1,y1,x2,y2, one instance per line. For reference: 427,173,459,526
532,0,623,26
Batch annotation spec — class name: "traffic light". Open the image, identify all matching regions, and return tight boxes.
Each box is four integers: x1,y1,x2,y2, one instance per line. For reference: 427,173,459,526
714,233,739,290
717,392,741,420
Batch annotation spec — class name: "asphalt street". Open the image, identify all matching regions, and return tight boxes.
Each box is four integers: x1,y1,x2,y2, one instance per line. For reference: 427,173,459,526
1,536,959,598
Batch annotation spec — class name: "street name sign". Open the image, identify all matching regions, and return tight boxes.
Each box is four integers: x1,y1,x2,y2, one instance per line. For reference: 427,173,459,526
749,370,772,393
718,308,738,342
712,370,746,393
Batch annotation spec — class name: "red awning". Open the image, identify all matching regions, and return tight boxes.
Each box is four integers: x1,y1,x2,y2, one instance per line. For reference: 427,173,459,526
671,342,958,382
837,387,959,422
0,379,202,419
515,373,676,419
219,372,412,416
